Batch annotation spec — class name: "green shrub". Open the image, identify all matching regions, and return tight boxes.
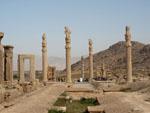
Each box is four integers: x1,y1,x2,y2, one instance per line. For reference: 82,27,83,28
80,97,99,105
54,98,66,106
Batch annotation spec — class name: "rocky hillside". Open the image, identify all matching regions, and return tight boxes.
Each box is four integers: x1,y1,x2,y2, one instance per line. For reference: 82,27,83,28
71,41,150,80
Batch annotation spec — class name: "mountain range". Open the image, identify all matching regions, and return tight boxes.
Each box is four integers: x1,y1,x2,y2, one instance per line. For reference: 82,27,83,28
71,41,150,80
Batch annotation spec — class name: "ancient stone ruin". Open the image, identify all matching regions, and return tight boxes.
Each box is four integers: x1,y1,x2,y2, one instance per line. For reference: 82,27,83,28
4,45,14,83
125,26,133,83
0,26,149,113
42,33,48,82
18,54,35,83
89,39,94,80
65,26,72,83
47,66,56,81
81,56,85,79
0,32,4,84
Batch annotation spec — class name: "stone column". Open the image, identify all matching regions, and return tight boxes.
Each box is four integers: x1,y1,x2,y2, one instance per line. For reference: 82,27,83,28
18,55,25,83
65,26,72,83
53,67,56,81
42,33,48,82
4,45,14,82
125,26,133,83
102,62,106,78
30,55,35,82
0,32,4,84
89,39,93,80
81,56,84,79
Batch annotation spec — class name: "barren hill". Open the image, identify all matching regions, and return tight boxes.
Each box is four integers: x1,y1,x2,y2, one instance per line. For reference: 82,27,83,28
71,41,150,80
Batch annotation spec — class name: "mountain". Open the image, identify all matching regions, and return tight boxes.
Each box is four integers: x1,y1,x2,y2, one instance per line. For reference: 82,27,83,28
71,41,150,80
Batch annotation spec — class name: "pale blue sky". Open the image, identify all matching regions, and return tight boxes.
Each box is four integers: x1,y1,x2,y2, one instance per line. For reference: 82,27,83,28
0,0,150,57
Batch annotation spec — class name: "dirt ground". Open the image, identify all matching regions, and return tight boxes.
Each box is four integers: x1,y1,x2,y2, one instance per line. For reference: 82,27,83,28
0,83,150,113
97,92,150,113
0,83,66,113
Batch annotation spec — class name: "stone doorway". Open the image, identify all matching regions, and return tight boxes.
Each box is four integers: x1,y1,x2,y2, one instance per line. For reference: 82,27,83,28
18,54,35,83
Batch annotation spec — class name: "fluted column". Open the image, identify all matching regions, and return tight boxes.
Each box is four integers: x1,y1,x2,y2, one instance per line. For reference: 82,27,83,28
125,26,133,83
89,39,93,80
42,33,48,82
0,32,4,84
65,26,72,83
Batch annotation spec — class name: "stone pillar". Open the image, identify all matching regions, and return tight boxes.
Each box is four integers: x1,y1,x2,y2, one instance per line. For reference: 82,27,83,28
0,32,4,84
65,26,72,83
102,62,106,78
53,67,56,81
18,55,25,83
4,45,14,82
30,55,35,82
42,33,48,82
89,39,93,80
81,56,84,79
125,26,133,83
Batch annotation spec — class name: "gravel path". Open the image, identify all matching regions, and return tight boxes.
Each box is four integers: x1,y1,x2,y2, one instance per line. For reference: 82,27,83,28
0,83,66,113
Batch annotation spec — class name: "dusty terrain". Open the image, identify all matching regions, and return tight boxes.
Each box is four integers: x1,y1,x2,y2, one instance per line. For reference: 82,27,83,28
98,92,150,113
0,83,66,113
0,82,150,113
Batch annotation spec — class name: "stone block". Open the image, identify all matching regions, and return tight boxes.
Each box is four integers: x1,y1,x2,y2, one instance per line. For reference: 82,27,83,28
0,85,5,103
87,106,105,113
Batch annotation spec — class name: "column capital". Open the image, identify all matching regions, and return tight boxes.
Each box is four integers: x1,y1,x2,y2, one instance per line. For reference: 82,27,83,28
125,26,132,47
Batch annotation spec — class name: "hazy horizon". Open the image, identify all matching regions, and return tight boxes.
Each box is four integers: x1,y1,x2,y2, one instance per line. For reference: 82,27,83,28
0,0,150,57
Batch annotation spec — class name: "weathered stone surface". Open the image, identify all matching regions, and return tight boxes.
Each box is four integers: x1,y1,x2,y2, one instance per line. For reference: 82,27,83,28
0,32,4,84
4,45,14,83
125,26,133,83
42,33,48,82
0,85,5,103
2,88,23,104
81,56,85,79
51,106,66,112
89,39,94,80
18,54,35,83
65,26,72,83
87,106,105,113
20,82,34,93
47,66,56,81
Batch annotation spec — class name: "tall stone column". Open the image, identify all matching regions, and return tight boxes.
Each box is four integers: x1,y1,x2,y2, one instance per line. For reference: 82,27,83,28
4,45,14,83
81,56,84,79
89,39,93,80
18,55,25,83
65,26,72,83
42,33,48,82
30,55,35,82
0,32,4,84
125,26,133,83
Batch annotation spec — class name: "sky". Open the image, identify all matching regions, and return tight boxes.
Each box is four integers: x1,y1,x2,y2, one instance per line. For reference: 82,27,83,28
0,0,150,57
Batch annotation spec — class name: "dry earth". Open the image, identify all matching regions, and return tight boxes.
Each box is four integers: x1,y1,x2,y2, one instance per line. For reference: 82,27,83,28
0,83,150,113
98,92,150,113
0,83,66,113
